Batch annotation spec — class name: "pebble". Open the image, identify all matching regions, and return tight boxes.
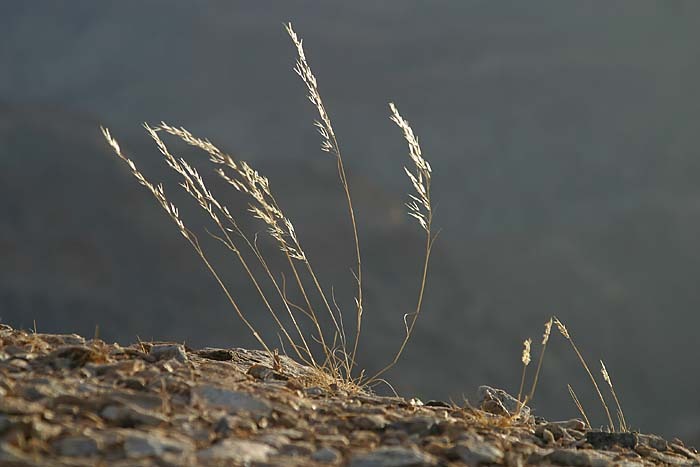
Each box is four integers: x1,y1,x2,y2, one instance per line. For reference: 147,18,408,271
100,403,166,427
546,448,596,467
586,431,637,450
279,441,315,457
53,435,100,457
349,446,438,467
389,416,440,436
476,385,530,418
313,446,342,463
123,432,192,458
455,439,504,465
149,344,188,363
305,386,326,397
354,414,389,430
194,384,272,418
196,439,276,463
196,347,233,361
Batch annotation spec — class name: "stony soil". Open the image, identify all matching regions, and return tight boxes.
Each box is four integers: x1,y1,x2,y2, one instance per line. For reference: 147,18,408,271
0,324,696,467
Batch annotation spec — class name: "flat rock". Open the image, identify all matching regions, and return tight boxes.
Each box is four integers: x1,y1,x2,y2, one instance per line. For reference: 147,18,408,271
149,344,188,363
455,439,504,465
194,384,271,418
313,446,342,463
586,431,637,450
53,435,100,457
476,385,530,418
101,403,167,427
350,446,438,467
123,431,192,458
196,348,233,361
196,439,276,463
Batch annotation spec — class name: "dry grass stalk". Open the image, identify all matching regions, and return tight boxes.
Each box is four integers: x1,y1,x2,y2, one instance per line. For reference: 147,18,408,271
285,22,364,373
553,317,614,431
365,102,435,385
144,124,318,367
527,317,553,403
517,338,532,406
567,384,591,429
101,126,271,357
151,122,342,371
601,360,628,432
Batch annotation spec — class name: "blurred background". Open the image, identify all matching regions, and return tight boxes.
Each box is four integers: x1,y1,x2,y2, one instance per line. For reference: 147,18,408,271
2,1,700,443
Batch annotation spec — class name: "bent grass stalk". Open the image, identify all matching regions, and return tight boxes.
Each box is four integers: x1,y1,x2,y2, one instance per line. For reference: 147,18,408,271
101,127,271,357
567,384,591,429
554,317,615,431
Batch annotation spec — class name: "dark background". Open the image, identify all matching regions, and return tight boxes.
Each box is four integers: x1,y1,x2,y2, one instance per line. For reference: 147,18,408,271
2,2,699,443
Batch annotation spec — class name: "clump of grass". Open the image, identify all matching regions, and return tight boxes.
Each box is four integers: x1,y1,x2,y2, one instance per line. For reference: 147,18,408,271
101,23,435,393
515,316,628,432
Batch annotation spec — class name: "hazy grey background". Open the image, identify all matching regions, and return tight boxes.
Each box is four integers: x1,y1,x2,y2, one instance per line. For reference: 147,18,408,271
2,2,699,443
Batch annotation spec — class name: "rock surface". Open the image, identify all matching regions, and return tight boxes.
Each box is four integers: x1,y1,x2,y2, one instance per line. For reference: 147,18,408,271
0,324,697,466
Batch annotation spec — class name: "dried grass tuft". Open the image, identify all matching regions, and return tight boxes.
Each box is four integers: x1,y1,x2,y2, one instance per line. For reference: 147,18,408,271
101,23,436,393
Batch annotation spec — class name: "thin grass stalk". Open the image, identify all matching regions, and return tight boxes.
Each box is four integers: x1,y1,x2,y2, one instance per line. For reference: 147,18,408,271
285,23,364,373
154,122,336,368
145,125,314,364
517,338,532,406
365,103,433,384
554,317,614,431
527,317,553,402
101,127,271,355
567,384,591,429
601,360,628,432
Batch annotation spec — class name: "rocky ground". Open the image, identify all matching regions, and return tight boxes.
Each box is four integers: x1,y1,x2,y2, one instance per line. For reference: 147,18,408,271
0,324,697,467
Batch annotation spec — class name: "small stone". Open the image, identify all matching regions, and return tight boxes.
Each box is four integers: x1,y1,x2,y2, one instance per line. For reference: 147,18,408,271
305,386,325,397
257,433,291,448
313,446,342,463
248,364,275,380
389,416,440,436
638,433,669,451
546,449,592,467
551,419,587,431
476,386,529,418
124,432,192,458
354,414,389,431
195,384,272,418
197,347,233,361
279,441,315,456
670,443,698,460
53,436,99,457
316,434,350,447
149,344,188,363
350,446,437,467
455,439,504,465
197,439,276,463
586,431,637,450
100,404,166,427
424,400,451,408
